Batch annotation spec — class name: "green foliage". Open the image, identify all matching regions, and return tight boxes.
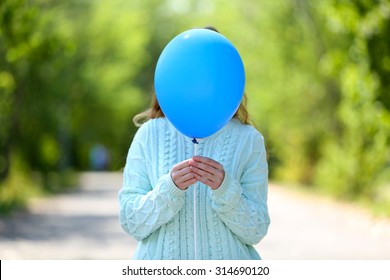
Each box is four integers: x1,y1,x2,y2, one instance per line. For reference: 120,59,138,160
314,0,390,200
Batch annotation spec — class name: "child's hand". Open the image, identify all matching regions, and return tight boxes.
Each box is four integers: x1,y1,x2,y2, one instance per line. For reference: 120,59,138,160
189,156,225,190
171,159,197,190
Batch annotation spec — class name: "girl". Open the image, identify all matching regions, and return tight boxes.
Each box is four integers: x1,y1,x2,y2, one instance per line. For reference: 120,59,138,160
118,27,270,260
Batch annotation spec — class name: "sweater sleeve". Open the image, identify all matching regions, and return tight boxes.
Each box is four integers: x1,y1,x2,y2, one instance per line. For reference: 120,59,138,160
211,132,270,245
118,124,186,241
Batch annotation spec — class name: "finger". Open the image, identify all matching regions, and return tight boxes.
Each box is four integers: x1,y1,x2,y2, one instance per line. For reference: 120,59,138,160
194,174,219,189
181,178,198,190
178,172,196,184
174,178,197,190
172,166,193,183
190,161,219,176
173,160,191,171
192,166,224,188
190,166,215,181
176,166,193,176
192,156,222,170
172,170,197,190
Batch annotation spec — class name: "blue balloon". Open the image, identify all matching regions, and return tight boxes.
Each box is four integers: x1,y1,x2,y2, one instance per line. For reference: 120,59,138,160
154,29,245,139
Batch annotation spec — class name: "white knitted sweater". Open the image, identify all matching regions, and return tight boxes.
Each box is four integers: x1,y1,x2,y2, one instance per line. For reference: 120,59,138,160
119,117,270,259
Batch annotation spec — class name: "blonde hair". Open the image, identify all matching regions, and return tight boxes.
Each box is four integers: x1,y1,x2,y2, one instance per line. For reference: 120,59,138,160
133,91,164,126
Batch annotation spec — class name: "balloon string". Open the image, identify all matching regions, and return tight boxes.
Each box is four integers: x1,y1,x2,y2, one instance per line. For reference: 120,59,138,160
193,138,198,260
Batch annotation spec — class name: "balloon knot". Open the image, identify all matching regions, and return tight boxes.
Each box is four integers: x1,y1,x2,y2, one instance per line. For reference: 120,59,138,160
192,138,199,144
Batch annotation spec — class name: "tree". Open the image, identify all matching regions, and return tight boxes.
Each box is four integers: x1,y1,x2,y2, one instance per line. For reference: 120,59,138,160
314,0,390,199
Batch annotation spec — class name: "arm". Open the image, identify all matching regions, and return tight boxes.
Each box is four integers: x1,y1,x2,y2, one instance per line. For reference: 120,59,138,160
210,133,270,245
118,127,186,241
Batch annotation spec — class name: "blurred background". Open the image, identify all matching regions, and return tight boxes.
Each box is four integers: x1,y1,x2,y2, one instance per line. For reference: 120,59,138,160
1,0,390,259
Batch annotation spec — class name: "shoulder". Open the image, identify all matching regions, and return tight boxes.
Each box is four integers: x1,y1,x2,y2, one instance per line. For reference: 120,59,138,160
128,118,170,156
133,118,169,139
129,119,165,153
224,120,267,160
229,119,265,144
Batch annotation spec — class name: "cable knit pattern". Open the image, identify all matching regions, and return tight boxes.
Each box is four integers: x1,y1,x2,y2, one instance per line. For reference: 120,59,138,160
119,117,270,259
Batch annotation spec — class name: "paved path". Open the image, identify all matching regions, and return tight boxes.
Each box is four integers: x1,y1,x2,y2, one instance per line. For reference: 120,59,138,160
0,172,389,259
0,172,136,259
259,185,390,259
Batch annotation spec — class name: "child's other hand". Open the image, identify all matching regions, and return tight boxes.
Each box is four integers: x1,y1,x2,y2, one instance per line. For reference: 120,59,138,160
171,159,197,190
189,156,225,190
